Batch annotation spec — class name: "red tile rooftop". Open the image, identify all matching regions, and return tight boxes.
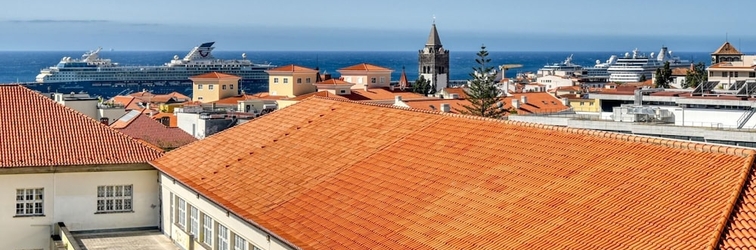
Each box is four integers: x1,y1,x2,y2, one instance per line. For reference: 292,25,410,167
1,85,162,167
151,97,756,249
189,72,241,79
111,111,196,150
338,63,392,71
266,64,318,73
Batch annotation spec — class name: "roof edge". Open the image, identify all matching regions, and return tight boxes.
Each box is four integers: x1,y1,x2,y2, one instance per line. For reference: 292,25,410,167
308,96,756,157
711,152,756,249
148,163,302,250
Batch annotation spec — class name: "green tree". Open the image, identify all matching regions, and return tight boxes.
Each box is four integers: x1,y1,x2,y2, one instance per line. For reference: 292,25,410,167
412,75,431,96
654,61,672,88
683,62,708,88
639,74,647,82
456,45,508,118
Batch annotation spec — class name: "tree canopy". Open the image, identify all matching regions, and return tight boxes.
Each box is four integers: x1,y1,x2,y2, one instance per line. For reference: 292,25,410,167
456,45,508,118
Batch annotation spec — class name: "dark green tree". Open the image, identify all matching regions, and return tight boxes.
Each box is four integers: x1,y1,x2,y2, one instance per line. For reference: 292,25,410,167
412,75,431,96
639,74,647,82
654,61,673,88
456,45,508,118
683,62,708,88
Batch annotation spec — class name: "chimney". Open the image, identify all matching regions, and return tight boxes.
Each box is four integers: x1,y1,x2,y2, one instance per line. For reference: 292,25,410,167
364,84,369,91
394,95,403,104
520,95,528,104
440,103,450,113
390,85,395,91
561,97,569,106
449,93,460,99
99,117,109,125
512,99,520,109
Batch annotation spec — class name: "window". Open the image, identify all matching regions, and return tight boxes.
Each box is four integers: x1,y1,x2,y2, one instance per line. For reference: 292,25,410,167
306,78,311,83
234,235,247,250
190,206,199,238
283,78,289,84
297,78,302,84
274,78,279,84
371,77,377,84
252,245,262,250
198,97,204,100
230,84,234,89
202,214,213,245
209,85,214,90
750,72,755,78
198,84,203,89
16,188,43,216
170,193,174,224
735,72,740,77
380,77,385,83
722,72,727,77
340,89,346,94
222,85,227,90
217,224,229,250
97,185,132,213
357,77,363,84
177,197,186,228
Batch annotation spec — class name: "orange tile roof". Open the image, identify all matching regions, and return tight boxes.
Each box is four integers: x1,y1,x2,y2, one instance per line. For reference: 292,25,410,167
713,41,743,55
1,85,163,167
315,79,354,86
288,91,346,101
443,87,469,99
266,64,318,73
190,72,241,79
110,95,142,110
404,92,569,115
111,112,196,150
290,88,428,102
151,97,756,249
338,63,392,71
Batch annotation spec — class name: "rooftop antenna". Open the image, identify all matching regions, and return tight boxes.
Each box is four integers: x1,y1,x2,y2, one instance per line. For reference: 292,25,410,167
432,15,436,24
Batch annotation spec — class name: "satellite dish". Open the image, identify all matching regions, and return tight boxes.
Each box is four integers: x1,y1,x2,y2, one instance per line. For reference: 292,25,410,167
650,52,655,58
596,59,601,65
242,53,247,59
624,52,630,58
173,55,179,60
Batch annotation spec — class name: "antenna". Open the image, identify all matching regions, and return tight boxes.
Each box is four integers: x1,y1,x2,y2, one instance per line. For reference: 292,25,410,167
432,15,436,24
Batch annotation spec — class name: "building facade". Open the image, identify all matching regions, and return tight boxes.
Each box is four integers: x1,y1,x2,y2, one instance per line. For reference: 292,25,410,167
418,22,450,93
265,65,318,97
190,72,241,103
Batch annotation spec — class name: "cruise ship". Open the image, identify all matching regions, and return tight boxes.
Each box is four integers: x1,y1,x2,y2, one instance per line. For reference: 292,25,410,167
536,54,617,82
606,46,689,83
31,42,276,98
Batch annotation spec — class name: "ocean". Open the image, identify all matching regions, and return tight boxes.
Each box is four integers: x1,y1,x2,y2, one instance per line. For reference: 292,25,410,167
0,50,716,96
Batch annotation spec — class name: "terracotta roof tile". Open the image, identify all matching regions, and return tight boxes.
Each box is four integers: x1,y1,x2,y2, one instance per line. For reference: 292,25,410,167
338,63,392,71
267,64,318,73
111,112,196,150
151,112,178,127
190,72,241,79
151,97,756,249
290,88,428,102
1,85,163,167
215,93,289,105
443,87,469,99
315,79,354,86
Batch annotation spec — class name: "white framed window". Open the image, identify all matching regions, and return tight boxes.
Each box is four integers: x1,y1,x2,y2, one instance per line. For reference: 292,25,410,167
273,78,279,84
202,214,213,245
230,84,234,89
198,97,204,100
252,245,262,250
233,235,247,250
217,224,229,250
97,185,132,213
297,78,302,84
357,77,363,84
371,77,376,84
283,78,288,84
209,85,214,90
306,78,311,83
198,84,203,89
190,206,199,238
16,188,43,216
222,85,227,90
169,193,174,224
380,77,386,83
177,197,186,228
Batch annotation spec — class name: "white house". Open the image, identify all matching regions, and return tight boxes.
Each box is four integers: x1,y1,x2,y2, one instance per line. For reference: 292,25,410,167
0,85,163,250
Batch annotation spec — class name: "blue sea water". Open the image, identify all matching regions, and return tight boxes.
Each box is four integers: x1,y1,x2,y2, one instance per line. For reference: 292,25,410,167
0,50,716,94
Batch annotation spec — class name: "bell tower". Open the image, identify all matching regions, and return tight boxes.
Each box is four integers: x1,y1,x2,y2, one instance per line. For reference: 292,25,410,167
418,19,449,93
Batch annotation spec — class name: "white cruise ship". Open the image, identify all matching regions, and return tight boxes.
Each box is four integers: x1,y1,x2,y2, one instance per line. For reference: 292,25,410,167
536,54,617,82
607,47,689,83
33,42,276,97
537,55,584,77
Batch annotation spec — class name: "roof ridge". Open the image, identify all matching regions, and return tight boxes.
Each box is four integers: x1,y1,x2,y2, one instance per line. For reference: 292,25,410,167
308,96,756,157
712,153,756,249
20,86,164,155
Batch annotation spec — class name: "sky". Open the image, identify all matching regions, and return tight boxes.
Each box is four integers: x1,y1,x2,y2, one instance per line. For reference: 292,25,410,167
2,0,756,52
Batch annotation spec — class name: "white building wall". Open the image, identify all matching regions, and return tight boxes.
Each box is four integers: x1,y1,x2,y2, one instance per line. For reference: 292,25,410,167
0,169,159,250
160,173,294,250
177,113,200,139
601,105,756,129
98,107,127,124
60,100,99,120
537,75,574,90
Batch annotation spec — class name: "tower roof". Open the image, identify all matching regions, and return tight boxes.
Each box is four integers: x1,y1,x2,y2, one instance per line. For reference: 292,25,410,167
426,23,442,48
713,41,742,55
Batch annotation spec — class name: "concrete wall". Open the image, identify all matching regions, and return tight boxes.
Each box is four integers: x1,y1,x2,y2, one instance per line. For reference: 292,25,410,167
0,169,159,250
160,173,294,250
98,107,126,124
60,100,98,120
177,113,199,138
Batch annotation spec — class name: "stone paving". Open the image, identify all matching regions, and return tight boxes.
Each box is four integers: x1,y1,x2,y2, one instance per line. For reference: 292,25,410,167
72,229,179,250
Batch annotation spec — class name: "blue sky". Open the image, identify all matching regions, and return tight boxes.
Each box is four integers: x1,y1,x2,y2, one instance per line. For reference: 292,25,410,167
2,0,755,51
